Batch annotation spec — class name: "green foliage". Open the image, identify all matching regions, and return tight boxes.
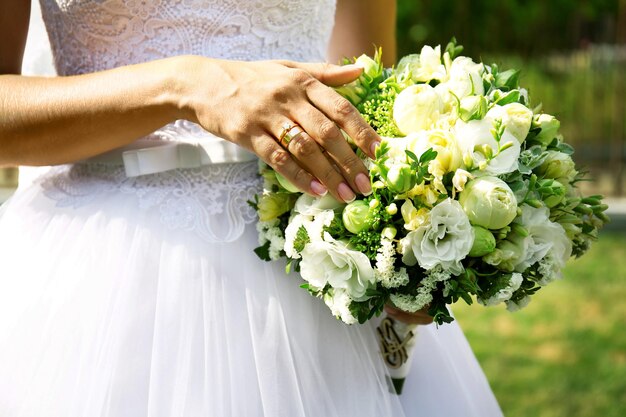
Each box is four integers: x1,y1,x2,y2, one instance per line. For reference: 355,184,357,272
293,225,310,253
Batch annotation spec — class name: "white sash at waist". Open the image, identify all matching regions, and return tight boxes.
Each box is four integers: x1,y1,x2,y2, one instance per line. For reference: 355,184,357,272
82,138,257,177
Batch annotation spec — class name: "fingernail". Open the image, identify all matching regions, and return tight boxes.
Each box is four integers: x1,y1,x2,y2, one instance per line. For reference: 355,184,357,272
345,63,365,70
337,182,356,203
310,180,328,196
355,173,372,196
370,141,381,158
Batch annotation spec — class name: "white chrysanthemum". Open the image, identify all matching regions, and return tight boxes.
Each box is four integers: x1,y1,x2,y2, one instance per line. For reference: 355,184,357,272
284,214,310,259
324,289,357,325
479,272,523,306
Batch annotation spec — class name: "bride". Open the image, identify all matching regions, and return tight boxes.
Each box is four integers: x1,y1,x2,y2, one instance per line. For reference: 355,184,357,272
0,1,503,416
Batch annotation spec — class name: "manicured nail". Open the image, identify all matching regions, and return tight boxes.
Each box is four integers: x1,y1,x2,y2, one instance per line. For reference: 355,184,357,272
310,180,328,196
355,173,372,196
370,141,381,158
345,63,365,71
337,182,356,203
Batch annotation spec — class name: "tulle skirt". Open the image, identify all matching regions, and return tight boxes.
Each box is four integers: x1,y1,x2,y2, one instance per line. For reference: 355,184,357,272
0,164,502,417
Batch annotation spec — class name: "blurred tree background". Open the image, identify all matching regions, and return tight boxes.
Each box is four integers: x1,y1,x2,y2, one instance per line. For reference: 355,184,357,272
397,0,626,197
396,2,626,416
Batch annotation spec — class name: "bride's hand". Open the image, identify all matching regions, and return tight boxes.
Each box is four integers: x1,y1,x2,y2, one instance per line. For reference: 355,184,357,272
384,305,434,325
179,56,378,202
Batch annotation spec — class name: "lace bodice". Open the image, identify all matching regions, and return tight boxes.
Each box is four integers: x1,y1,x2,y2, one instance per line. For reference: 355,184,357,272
40,0,336,75
36,0,337,242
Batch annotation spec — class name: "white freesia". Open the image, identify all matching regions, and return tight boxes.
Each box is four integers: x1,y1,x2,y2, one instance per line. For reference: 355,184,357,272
401,199,474,274
455,118,521,175
408,130,463,192
412,45,447,82
294,193,344,216
436,56,485,102
300,234,375,300
393,84,444,134
452,169,473,193
323,288,357,324
479,273,523,306
486,103,533,143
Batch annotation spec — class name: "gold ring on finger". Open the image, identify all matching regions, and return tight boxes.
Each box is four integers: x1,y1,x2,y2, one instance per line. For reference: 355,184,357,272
281,125,304,147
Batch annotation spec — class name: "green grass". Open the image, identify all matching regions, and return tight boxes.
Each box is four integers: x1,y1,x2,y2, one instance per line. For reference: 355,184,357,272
455,231,626,417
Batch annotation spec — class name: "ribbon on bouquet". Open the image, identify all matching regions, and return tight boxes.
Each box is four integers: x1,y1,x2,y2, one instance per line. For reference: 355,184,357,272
374,314,418,395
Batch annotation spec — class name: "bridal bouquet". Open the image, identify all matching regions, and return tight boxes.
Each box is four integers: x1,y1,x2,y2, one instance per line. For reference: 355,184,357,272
251,40,609,392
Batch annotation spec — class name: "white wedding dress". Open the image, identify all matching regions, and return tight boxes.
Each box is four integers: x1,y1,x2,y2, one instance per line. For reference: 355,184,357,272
0,1,503,416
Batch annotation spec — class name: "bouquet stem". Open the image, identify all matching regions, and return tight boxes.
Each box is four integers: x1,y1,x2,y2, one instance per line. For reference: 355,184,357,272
373,313,418,395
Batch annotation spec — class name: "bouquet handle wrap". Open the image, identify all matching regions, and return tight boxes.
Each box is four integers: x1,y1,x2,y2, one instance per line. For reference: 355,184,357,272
373,313,418,395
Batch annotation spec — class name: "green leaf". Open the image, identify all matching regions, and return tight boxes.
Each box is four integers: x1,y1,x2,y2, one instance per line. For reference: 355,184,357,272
495,69,520,91
253,241,271,261
293,225,310,253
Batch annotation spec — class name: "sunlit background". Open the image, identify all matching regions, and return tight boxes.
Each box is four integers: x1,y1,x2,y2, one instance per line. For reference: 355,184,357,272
1,1,624,416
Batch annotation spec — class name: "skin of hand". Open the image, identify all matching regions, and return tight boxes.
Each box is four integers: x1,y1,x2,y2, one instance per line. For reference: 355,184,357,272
384,305,434,326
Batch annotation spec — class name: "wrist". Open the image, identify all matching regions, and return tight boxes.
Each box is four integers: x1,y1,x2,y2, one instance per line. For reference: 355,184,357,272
159,55,203,123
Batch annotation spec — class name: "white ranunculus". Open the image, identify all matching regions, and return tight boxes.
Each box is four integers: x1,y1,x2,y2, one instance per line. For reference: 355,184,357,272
294,193,344,216
486,103,533,143
458,176,518,230
400,199,474,274
300,235,375,301
323,288,357,324
455,118,521,175
533,114,560,145
393,84,444,135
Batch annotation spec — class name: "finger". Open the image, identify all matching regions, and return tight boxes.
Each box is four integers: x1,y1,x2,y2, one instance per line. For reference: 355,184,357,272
295,106,372,196
282,61,364,87
284,128,355,203
252,134,327,196
305,81,381,159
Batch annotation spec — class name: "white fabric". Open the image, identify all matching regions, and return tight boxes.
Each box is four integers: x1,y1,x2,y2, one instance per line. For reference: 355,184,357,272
0,1,504,416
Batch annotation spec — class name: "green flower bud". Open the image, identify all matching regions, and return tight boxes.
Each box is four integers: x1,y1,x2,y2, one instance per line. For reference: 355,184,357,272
342,200,372,234
386,203,398,215
275,172,301,193
459,95,488,122
386,164,416,194
382,226,397,240
369,198,380,208
533,114,560,145
469,226,496,257
536,151,577,184
459,176,518,230
258,193,294,221
538,179,566,208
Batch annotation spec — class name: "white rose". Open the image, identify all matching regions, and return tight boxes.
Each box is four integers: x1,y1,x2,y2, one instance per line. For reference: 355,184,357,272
486,103,533,143
455,118,521,175
401,199,474,274
300,235,375,301
458,176,518,230
393,84,444,135
294,193,344,216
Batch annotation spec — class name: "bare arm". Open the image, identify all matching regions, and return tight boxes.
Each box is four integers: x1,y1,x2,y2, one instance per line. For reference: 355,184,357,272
0,0,381,201
328,0,397,66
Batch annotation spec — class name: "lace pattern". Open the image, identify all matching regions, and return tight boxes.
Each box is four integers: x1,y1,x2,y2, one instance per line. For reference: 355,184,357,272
39,0,336,75
39,162,262,243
